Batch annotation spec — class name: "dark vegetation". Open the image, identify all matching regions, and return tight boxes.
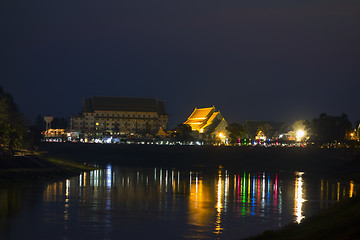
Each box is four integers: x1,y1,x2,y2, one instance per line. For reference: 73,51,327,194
307,113,353,145
226,113,357,147
0,86,27,156
0,86,69,156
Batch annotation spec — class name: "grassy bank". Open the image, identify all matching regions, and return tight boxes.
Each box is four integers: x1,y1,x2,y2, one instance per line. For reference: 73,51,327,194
0,154,97,181
248,196,360,240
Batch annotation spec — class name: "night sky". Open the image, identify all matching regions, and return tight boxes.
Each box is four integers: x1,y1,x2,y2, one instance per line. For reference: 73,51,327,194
1,0,360,128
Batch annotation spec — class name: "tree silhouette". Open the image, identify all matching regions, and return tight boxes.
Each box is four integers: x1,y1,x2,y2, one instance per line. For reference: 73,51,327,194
308,113,352,145
257,123,273,139
0,86,26,155
226,123,247,143
172,124,193,143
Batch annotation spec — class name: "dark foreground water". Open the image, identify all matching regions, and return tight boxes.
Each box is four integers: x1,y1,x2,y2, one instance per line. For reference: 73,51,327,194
0,166,357,240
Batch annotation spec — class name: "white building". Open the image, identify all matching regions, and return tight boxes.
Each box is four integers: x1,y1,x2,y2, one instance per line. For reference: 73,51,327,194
71,96,168,136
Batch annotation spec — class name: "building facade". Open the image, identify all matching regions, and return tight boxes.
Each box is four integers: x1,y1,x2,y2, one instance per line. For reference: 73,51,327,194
71,96,168,137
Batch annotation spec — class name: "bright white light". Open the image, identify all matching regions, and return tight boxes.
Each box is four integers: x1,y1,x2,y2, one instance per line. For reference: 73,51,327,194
296,130,305,141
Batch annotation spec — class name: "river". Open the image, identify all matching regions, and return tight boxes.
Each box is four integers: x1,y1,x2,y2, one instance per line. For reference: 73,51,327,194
0,164,357,239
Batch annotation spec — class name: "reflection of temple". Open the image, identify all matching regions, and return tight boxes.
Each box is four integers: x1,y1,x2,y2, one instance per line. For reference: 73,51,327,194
187,173,213,229
184,106,229,143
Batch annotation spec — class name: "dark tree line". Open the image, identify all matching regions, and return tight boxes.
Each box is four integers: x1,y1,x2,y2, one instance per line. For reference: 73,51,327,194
307,113,353,145
225,113,356,146
0,86,27,155
172,124,193,143
0,86,71,155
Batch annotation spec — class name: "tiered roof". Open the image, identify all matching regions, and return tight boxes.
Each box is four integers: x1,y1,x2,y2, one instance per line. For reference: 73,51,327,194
184,106,225,133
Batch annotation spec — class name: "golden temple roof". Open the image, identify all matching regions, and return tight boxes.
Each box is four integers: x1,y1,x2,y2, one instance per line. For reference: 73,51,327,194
186,107,215,120
184,107,225,133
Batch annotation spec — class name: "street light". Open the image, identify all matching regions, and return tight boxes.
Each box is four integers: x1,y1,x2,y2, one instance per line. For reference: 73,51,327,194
296,130,305,142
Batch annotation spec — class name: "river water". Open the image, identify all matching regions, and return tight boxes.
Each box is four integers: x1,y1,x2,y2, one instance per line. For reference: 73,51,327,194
0,165,357,240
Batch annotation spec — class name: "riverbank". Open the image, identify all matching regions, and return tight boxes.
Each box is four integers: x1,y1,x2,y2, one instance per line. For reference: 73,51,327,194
248,195,360,240
0,154,97,181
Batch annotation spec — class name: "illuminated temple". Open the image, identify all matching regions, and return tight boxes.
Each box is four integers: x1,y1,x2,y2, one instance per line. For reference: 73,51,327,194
184,106,229,143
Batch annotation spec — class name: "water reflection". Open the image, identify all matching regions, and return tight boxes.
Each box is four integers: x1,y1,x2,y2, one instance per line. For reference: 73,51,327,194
319,179,357,210
294,172,305,223
2,167,358,239
214,170,223,235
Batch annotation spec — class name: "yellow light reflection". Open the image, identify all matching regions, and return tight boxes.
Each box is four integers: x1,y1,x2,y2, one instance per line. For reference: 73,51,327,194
350,181,354,198
216,174,222,212
65,179,70,199
294,172,306,223
188,173,212,230
214,171,223,235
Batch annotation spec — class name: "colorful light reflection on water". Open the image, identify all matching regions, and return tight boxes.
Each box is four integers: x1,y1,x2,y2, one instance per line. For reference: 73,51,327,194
0,166,358,239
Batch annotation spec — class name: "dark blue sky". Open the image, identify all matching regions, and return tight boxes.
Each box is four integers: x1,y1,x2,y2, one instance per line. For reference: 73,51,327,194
1,0,360,128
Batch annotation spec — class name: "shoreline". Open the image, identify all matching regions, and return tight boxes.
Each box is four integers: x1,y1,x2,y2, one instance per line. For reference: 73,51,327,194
0,154,97,182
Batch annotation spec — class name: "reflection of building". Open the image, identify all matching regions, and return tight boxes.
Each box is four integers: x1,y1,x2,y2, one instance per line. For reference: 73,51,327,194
184,106,229,143
188,173,213,229
70,96,168,136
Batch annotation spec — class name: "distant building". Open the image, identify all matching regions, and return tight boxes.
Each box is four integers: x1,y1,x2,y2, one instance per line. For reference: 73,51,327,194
70,96,168,137
184,106,228,143
41,129,68,142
